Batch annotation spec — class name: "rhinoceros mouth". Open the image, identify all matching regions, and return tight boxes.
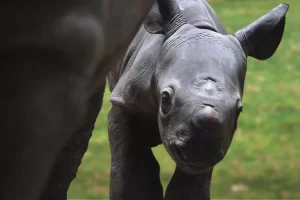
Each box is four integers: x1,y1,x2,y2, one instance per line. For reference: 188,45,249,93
165,130,225,167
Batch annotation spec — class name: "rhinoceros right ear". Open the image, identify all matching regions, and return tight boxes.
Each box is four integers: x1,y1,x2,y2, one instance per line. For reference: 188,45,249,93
144,0,186,39
233,4,289,60
144,1,164,34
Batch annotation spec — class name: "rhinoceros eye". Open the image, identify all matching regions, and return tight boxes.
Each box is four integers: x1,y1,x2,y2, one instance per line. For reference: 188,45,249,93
161,89,173,115
236,100,243,117
233,100,243,131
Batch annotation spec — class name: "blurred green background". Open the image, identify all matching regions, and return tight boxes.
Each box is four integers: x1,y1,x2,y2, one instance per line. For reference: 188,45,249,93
68,0,300,199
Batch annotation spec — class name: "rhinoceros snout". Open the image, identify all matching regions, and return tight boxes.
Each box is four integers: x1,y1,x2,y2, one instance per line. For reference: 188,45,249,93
190,105,223,137
166,105,226,172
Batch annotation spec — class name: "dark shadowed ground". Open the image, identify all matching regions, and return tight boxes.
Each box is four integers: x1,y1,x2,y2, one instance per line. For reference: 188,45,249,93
68,0,300,199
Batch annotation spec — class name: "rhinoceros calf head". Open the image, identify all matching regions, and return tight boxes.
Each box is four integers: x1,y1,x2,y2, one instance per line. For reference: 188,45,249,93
152,1,288,174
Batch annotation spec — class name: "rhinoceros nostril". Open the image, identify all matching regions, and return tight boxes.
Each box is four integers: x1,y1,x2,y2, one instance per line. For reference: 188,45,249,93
190,106,222,130
171,141,188,162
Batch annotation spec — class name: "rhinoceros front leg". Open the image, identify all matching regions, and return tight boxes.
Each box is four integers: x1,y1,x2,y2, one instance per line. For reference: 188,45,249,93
38,84,106,200
164,166,213,200
108,105,163,200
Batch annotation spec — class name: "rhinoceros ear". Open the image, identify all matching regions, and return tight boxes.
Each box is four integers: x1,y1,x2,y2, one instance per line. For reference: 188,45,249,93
144,1,164,34
233,4,289,60
144,0,186,38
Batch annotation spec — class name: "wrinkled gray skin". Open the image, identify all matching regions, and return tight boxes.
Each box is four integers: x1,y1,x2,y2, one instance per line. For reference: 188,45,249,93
107,0,289,199
0,1,154,200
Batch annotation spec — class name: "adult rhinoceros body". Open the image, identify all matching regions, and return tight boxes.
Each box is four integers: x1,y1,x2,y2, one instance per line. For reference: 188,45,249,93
107,0,289,199
0,1,154,200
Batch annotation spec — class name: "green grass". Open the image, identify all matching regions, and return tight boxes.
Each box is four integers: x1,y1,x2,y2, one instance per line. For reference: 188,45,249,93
68,0,300,199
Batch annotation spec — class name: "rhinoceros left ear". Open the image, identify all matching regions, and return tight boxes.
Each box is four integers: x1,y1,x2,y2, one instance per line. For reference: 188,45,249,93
233,4,289,60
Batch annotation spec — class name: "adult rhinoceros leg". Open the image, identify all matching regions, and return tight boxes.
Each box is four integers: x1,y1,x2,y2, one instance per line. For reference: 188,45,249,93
108,105,163,200
1,50,100,200
164,166,213,200
38,83,106,200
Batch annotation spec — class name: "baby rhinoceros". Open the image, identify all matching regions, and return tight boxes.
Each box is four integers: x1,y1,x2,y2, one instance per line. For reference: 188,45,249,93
107,0,289,199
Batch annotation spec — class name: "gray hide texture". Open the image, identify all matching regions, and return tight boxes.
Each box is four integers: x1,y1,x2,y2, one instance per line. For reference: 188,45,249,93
0,1,153,200
107,0,289,200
